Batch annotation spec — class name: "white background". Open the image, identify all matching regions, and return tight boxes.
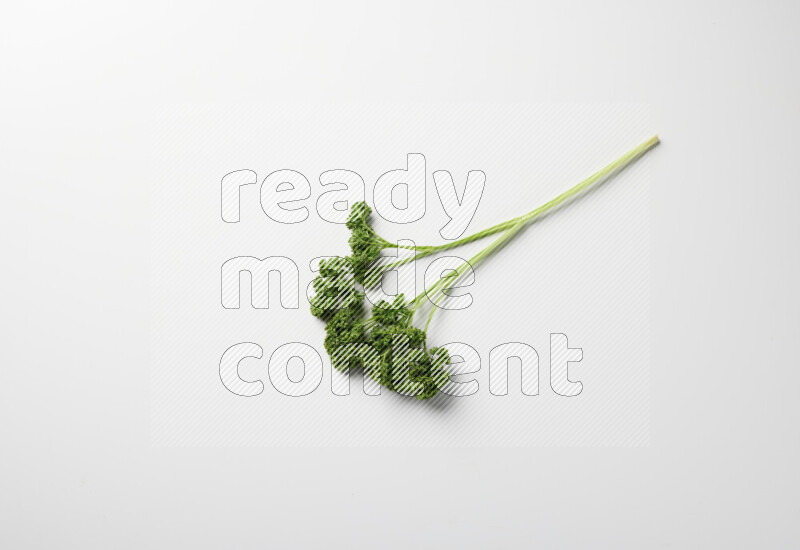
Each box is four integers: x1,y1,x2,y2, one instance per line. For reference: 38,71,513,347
2,1,798,548
151,104,652,447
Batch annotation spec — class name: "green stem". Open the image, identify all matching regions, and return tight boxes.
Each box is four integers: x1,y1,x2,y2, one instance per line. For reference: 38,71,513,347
411,134,660,327
417,134,659,253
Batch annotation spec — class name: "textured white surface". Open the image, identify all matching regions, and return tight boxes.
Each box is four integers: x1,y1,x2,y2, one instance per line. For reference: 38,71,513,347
151,103,652,446
2,1,799,548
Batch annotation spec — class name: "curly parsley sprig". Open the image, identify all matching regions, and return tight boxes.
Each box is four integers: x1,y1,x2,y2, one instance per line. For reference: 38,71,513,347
311,135,659,399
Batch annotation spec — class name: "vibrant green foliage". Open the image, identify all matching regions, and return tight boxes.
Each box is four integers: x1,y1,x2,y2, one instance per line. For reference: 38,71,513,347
310,136,659,401
345,201,393,284
312,202,459,399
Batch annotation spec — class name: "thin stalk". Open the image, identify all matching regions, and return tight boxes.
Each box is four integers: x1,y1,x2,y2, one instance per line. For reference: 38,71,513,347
411,134,660,328
401,134,660,255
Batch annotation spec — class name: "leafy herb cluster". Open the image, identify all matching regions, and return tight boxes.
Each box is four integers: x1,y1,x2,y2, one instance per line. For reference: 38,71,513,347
310,136,659,400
